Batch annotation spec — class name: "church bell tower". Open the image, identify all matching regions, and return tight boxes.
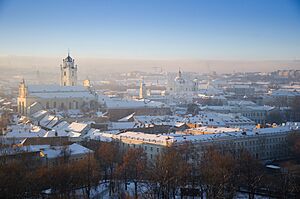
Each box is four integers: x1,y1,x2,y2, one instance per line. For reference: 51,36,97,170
60,52,77,86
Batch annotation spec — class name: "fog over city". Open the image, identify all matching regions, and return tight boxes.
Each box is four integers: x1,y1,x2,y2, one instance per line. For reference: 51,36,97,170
1,55,300,74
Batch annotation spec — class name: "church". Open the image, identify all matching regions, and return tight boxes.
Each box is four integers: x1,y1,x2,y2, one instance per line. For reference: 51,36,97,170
167,69,199,94
17,53,99,116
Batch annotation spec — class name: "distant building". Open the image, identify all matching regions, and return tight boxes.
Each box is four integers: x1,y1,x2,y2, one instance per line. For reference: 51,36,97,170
201,104,275,124
105,98,171,121
167,69,199,94
17,53,99,116
265,89,300,107
272,70,300,79
226,84,255,97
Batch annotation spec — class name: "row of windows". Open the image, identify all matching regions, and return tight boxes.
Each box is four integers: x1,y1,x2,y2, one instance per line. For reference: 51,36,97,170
45,101,79,109
243,112,266,117
122,143,160,153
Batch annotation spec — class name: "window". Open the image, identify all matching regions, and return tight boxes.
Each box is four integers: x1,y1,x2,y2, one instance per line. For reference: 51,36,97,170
64,71,66,76
69,102,72,109
46,102,49,109
53,102,56,108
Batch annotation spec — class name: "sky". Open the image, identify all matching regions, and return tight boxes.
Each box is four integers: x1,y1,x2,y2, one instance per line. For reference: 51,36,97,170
0,0,300,72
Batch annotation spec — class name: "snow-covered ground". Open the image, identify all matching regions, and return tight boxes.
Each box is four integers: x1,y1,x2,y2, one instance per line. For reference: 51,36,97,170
85,181,274,199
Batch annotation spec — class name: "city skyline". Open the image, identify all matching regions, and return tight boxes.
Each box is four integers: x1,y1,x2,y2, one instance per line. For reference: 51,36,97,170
1,1,300,197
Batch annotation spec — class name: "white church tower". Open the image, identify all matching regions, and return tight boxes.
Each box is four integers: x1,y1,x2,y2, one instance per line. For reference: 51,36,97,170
60,52,77,86
139,79,147,99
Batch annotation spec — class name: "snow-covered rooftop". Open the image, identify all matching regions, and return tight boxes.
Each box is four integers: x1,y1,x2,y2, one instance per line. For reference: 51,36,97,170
26,143,93,159
109,122,137,130
134,112,255,128
112,123,300,146
105,98,167,109
39,114,61,129
27,85,96,99
5,124,47,138
67,122,88,133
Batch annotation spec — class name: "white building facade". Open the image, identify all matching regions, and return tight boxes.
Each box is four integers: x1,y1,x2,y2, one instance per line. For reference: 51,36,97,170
109,123,299,161
17,53,98,116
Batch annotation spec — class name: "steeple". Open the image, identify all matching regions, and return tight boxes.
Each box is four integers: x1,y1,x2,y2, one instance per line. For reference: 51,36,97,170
139,78,147,99
61,52,77,86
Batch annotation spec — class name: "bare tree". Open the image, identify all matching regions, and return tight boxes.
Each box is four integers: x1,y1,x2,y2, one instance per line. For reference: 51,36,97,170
76,155,101,199
237,150,265,199
199,147,237,199
117,148,147,198
149,145,191,199
95,141,122,196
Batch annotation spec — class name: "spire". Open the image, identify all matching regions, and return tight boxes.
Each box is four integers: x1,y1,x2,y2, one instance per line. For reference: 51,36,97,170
65,49,73,62
178,67,182,78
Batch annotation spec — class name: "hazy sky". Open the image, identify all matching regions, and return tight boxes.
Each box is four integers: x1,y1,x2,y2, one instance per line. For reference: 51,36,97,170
0,0,300,71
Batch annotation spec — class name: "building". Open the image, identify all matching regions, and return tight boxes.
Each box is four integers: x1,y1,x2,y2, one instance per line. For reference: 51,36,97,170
167,69,199,94
108,123,299,161
201,104,275,124
265,89,300,106
17,53,99,116
0,143,93,167
105,98,171,121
